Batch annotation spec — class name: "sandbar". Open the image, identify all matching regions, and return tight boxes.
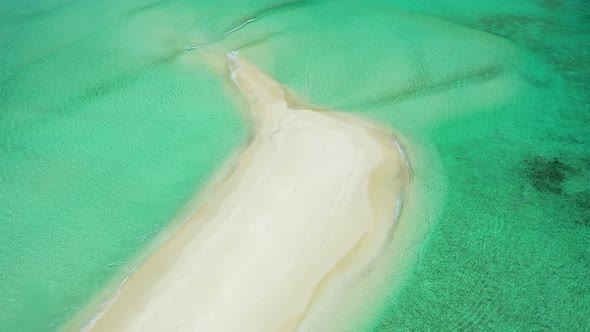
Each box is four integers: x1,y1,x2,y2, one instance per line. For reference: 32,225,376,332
87,53,411,332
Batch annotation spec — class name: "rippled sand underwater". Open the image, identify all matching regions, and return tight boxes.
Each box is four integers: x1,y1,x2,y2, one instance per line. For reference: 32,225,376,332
1,0,589,330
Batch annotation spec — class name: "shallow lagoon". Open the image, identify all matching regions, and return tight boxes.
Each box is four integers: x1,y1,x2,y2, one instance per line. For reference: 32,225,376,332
0,0,588,330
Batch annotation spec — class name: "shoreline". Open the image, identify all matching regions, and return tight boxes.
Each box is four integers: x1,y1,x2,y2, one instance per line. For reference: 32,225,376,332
81,53,413,331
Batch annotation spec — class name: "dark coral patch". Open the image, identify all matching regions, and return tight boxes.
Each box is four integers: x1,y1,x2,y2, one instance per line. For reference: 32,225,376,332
573,190,590,210
522,157,575,194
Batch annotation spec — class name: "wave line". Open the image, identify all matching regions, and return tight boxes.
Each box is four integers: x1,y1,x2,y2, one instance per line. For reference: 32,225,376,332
185,18,256,51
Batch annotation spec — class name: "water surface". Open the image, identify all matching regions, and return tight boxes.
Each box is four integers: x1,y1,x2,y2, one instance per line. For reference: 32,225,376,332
0,0,588,330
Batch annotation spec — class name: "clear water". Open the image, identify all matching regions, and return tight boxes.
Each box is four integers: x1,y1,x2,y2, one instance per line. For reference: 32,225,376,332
0,0,588,331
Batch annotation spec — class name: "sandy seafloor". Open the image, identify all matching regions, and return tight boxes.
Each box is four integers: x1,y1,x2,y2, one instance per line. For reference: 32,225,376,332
1,0,589,331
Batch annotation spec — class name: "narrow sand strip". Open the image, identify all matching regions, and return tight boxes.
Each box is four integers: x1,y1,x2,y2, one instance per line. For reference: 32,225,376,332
88,54,411,332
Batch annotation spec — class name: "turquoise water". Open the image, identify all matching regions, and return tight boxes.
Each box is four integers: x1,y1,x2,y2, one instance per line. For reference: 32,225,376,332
1,0,589,331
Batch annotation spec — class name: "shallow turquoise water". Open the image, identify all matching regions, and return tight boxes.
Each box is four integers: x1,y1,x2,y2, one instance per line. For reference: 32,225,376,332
1,0,588,331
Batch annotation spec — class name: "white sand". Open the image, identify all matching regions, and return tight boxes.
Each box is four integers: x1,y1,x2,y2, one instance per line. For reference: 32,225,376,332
88,54,411,332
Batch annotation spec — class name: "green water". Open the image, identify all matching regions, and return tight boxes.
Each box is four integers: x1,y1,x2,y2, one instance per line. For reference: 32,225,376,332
1,0,588,331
